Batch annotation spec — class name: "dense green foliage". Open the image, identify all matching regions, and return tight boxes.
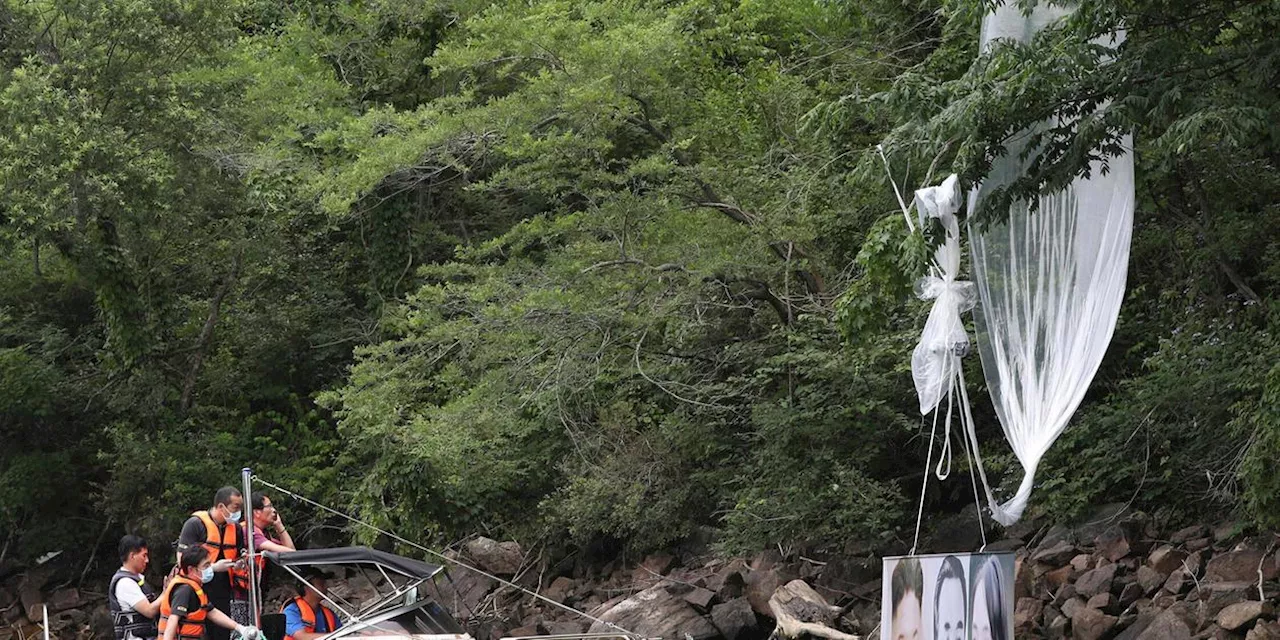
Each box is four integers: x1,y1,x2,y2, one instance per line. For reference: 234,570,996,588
1,0,1277,576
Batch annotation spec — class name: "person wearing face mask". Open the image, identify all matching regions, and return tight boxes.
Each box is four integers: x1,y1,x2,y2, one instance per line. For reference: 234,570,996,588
177,487,247,640
159,545,259,640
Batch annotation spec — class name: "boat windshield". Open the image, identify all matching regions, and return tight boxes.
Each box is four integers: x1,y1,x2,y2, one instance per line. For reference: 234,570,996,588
344,600,466,637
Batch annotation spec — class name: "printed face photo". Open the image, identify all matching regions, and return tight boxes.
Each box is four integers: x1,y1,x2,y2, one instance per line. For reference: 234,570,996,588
969,554,1013,640
882,552,1013,640
932,556,966,640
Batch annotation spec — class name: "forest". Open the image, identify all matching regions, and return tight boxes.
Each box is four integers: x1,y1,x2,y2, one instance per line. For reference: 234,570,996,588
0,0,1277,573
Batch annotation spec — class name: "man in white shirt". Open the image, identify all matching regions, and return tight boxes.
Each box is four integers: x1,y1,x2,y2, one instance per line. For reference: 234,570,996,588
109,535,160,640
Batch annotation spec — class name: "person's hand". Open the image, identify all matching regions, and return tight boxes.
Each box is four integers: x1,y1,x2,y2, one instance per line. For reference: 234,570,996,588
211,559,235,572
271,510,286,532
235,625,260,640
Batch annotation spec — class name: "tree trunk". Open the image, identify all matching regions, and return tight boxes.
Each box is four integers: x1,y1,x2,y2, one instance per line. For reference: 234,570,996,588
180,254,242,415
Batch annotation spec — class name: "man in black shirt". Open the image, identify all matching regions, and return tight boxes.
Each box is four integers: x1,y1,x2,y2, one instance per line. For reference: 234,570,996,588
177,487,246,640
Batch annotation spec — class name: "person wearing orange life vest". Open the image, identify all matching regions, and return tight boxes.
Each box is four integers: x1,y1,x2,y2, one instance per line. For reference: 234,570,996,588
176,487,248,640
281,568,342,640
159,545,259,640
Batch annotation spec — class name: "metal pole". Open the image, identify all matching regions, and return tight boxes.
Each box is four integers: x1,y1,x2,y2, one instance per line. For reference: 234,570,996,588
242,467,260,628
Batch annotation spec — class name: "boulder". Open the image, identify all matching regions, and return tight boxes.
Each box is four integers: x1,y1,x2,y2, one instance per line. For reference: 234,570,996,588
1218,601,1273,631
588,584,719,640
1015,597,1044,633
1115,613,1156,640
1119,581,1145,607
1097,525,1133,562
684,587,716,611
1137,565,1167,594
1088,593,1116,611
465,538,524,576
640,554,676,578
1063,597,1087,619
1164,569,1192,595
1047,614,1070,639
1035,541,1080,566
1205,550,1277,583
745,567,782,617
543,577,576,604
49,588,80,613
711,598,758,640
1171,526,1210,544
1076,564,1119,598
1041,566,1076,591
1149,545,1188,575
1196,582,1253,626
1073,606,1119,640
1072,554,1095,572
708,560,747,600
1248,621,1280,640
19,584,43,623
1137,604,1195,640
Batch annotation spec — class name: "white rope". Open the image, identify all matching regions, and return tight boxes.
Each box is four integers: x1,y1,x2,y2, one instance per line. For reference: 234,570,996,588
910,412,938,556
251,476,638,637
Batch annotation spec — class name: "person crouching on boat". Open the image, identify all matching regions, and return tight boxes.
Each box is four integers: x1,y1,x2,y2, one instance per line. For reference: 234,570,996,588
282,568,342,640
159,545,260,640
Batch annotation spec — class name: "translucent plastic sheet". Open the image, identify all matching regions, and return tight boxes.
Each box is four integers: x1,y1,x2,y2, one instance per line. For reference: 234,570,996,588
965,3,1136,525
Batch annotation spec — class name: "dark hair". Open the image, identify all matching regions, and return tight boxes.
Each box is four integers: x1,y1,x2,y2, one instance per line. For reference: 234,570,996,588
178,544,207,571
295,567,330,596
933,555,967,637
119,535,148,565
890,557,924,616
251,493,271,511
975,556,1009,640
213,486,242,508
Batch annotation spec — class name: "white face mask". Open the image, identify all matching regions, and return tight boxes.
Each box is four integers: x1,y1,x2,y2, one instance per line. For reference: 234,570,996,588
200,566,215,584
223,505,243,524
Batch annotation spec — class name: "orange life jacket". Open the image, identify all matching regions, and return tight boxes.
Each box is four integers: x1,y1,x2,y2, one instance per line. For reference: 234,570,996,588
158,575,209,640
283,597,338,640
193,511,250,590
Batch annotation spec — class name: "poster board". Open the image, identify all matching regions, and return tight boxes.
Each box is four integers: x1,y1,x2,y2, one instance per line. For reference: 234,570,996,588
881,552,1014,640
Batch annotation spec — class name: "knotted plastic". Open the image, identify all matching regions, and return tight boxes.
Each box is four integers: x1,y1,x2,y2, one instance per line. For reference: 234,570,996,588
910,174,977,416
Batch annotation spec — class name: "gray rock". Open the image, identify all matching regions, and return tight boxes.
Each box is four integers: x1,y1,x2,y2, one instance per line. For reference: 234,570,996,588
543,576,576,604
1077,563,1119,598
1097,525,1133,562
1206,550,1277,583
1137,604,1195,640
1218,601,1273,631
1015,597,1044,633
1247,621,1280,640
1149,545,1188,575
465,537,524,576
1073,606,1118,640
588,583,719,640
711,598,757,640
1137,565,1167,594
1035,541,1080,566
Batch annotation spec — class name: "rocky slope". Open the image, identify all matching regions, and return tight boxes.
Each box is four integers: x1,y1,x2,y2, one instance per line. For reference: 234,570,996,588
5,505,1280,639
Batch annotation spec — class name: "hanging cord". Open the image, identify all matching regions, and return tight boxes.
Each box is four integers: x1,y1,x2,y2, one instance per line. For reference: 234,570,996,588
251,476,638,637
951,372,988,550
910,410,940,555
956,365,1002,523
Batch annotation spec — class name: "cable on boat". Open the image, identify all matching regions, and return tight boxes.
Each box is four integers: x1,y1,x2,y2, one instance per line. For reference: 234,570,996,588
251,475,639,638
